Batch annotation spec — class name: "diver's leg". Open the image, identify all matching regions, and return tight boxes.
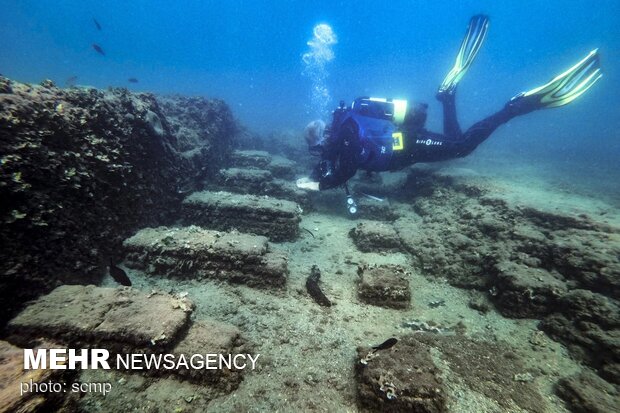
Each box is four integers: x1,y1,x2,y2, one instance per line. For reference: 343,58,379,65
437,91,462,139
400,49,603,167
421,49,603,162
408,109,512,163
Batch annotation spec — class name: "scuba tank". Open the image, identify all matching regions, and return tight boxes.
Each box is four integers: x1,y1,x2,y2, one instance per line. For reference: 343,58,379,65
327,97,409,215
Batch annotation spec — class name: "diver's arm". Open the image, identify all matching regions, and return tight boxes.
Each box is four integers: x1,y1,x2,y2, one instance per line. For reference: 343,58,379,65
317,120,360,190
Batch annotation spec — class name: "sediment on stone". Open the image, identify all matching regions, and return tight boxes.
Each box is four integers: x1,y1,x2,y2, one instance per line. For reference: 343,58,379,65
182,190,301,242
267,155,298,179
0,340,75,412
7,285,193,352
356,332,548,412
355,335,446,413
230,149,272,168
413,333,548,413
123,226,288,288
5,285,248,390
491,260,568,318
555,370,620,413
391,169,620,386
539,289,620,384
210,167,310,207
357,264,411,309
349,220,402,252
0,76,237,327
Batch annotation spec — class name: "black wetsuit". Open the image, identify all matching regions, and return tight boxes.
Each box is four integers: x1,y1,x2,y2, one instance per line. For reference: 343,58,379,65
311,93,529,190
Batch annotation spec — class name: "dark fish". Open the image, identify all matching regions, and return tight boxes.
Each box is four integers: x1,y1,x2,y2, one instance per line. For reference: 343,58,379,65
127,78,139,83
65,76,78,86
306,265,331,307
92,44,105,56
93,18,102,30
109,260,132,286
372,338,398,352
302,227,315,238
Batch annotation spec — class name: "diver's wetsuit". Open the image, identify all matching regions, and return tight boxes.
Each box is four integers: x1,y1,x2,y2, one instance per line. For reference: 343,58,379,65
312,93,527,190
390,93,524,168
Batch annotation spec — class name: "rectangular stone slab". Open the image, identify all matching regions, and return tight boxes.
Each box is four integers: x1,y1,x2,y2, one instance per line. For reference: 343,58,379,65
170,321,249,386
211,168,309,207
350,220,402,252
267,155,297,179
230,149,272,168
215,167,273,194
7,285,192,351
182,190,301,242
357,264,411,309
0,340,70,412
123,226,288,288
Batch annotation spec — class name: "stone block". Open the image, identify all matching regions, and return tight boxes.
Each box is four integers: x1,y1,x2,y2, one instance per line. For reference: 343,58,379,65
182,190,301,242
0,340,71,412
7,285,192,352
357,264,411,309
349,220,402,252
123,226,288,288
355,335,446,413
267,155,297,179
492,261,567,318
230,150,271,168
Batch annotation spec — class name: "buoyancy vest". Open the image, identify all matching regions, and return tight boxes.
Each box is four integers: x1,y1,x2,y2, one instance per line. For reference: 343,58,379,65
329,97,405,172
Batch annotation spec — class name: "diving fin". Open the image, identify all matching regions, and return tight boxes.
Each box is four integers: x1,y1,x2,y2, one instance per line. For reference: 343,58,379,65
510,49,602,110
438,14,490,95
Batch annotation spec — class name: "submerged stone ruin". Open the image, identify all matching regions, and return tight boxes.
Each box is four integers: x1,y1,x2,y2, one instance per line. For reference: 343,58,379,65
350,170,620,409
2,74,619,412
182,190,301,242
7,285,249,391
123,226,288,288
0,76,237,325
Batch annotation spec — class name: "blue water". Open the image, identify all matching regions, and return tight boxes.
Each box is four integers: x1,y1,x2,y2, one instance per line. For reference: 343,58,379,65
1,0,619,200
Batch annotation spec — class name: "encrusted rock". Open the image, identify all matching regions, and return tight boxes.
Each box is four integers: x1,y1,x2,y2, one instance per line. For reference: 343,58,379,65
555,370,620,413
491,260,568,318
349,220,402,252
267,155,298,179
7,285,192,352
357,264,411,309
6,285,250,390
0,340,72,412
214,167,273,194
413,334,547,413
166,321,249,388
355,197,400,221
230,149,272,168
182,190,301,242
0,76,237,327
209,167,310,208
123,226,288,288
540,289,620,383
355,335,446,413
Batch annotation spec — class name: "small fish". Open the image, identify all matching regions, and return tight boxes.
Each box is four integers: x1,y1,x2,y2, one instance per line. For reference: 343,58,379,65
65,76,78,86
128,78,139,83
360,192,384,202
109,260,132,286
372,337,398,352
92,44,106,56
93,18,102,31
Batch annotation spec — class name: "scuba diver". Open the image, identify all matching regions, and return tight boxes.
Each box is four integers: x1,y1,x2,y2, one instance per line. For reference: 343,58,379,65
297,15,603,209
